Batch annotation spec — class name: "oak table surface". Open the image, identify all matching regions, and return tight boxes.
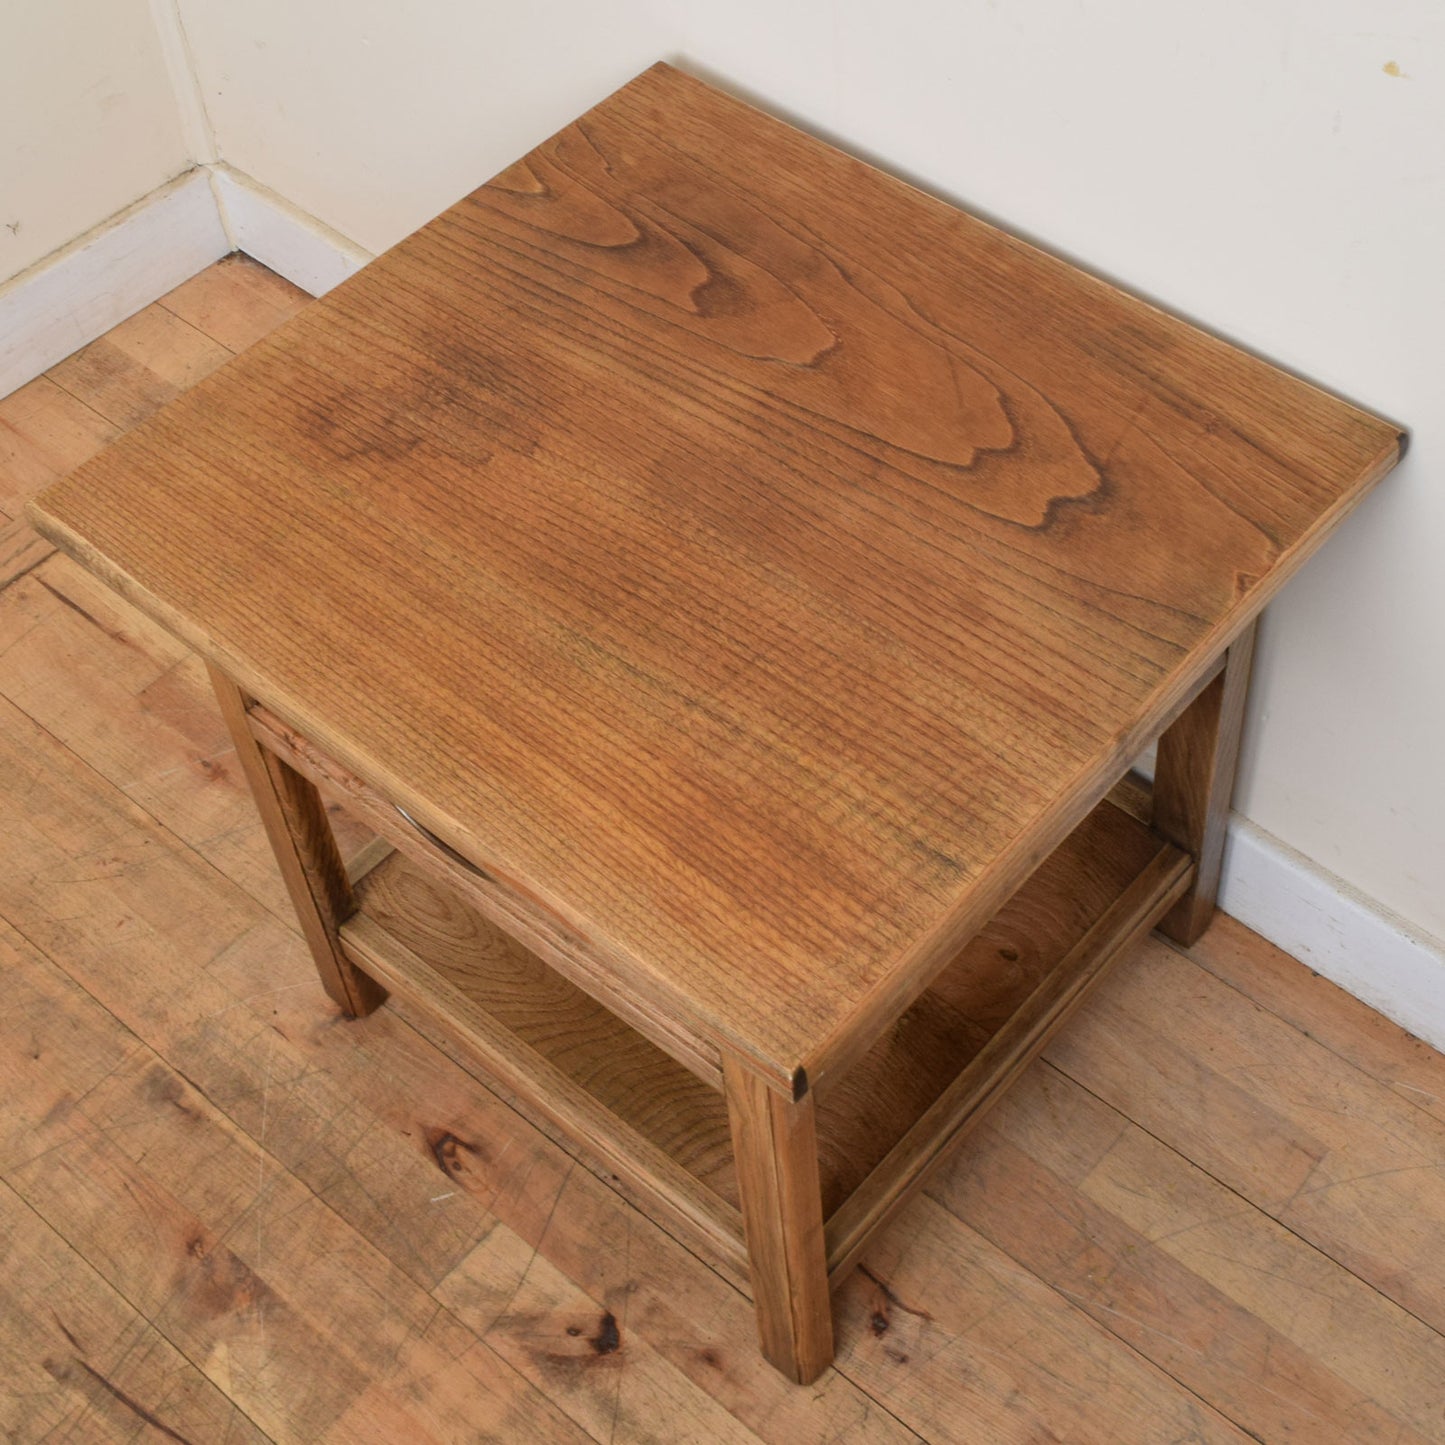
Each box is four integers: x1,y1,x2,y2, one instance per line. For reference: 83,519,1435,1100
29,63,1402,1096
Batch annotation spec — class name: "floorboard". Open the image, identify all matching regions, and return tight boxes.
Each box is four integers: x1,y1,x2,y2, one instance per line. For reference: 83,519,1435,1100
2,258,1442,1443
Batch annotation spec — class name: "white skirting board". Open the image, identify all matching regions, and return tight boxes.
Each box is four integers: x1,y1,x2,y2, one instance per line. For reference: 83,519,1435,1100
209,165,372,298
1220,818,1445,1055
0,169,229,398
0,163,373,405
3,163,1442,1057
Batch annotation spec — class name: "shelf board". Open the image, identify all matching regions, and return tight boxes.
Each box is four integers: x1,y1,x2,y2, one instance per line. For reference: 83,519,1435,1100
338,791,1185,1290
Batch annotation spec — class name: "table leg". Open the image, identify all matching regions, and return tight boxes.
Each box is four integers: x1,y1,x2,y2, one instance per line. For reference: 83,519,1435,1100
209,663,386,1017
1152,619,1258,946
723,1055,834,1383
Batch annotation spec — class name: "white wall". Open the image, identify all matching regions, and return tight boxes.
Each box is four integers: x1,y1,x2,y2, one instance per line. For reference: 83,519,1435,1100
0,0,192,285
154,2,1445,952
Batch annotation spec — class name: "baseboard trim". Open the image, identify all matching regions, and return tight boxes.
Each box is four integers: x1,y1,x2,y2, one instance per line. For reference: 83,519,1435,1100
1220,817,1445,1055
0,169,229,399
211,164,372,298
0,161,372,404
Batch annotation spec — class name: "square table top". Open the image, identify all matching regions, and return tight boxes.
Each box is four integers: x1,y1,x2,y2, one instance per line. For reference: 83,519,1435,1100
30,62,1402,1094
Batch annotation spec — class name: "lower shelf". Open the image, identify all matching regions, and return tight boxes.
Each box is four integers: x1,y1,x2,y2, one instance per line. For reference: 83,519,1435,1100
340,793,1189,1290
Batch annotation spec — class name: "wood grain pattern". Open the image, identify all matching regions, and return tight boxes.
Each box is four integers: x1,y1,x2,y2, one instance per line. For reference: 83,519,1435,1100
1080,1110,1445,1442
725,1056,834,1385
427,1154,915,1445
211,664,386,1016
1153,619,1257,943
27,62,1403,1091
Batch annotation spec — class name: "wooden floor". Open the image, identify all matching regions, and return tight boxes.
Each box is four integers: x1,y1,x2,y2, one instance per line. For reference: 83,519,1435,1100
3,257,1445,1444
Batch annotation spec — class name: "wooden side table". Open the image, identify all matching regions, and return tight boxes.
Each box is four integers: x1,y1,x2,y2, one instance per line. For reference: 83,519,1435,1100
29,63,1402,1383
